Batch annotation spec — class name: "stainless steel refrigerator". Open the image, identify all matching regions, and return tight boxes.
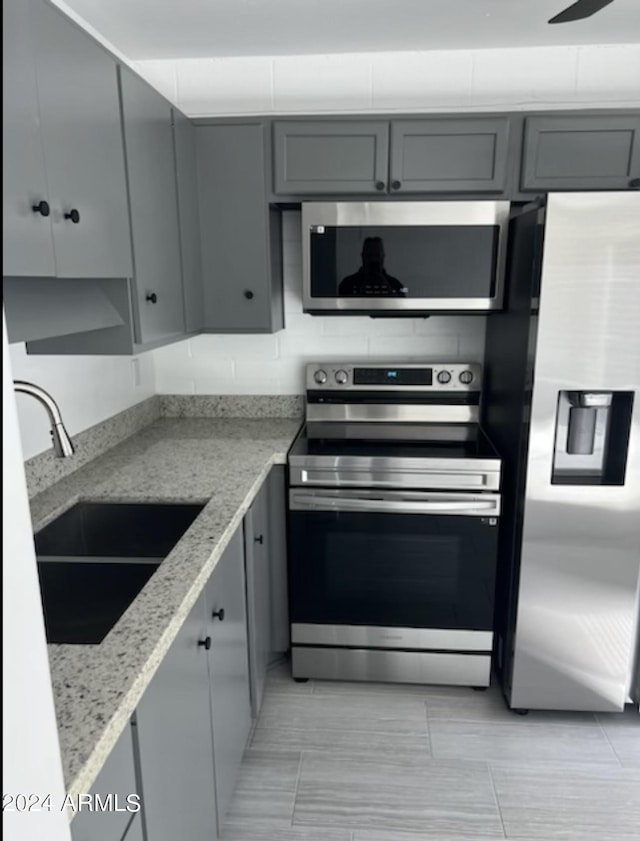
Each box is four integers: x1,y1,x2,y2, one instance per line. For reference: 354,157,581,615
484,192,640,713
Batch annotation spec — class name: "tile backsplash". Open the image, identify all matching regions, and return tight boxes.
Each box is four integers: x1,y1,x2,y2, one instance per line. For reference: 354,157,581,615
152,210,487,395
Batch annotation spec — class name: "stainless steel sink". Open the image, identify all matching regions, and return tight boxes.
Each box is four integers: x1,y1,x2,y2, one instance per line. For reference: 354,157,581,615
35,502,204,644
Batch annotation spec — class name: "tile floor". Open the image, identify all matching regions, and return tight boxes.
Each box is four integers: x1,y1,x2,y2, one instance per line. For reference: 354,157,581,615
221,660,640,841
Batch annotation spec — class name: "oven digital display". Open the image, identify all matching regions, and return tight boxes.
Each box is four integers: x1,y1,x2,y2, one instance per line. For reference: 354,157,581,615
353,368,433,386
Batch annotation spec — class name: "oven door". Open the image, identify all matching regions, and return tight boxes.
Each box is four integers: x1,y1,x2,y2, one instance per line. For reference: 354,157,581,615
289,488,500,648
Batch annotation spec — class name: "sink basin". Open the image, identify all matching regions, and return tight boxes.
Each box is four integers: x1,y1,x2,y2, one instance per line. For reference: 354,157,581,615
35,502,204,644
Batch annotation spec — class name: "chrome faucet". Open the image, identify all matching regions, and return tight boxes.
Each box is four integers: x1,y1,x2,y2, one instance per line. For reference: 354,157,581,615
13,381,75,458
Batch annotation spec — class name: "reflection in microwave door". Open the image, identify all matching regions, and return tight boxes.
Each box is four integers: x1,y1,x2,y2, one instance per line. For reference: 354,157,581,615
337,236,408,297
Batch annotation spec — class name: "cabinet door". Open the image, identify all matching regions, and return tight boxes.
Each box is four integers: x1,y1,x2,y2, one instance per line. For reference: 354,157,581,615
390,118,511,194
273,121,390,194
31,0,132,279
244,480,272,717
119,67,185,345
205,527,252,832
71,723,138,841
134,592,218,841
521,116,640,191
2,0,55,277
173,109,204,333
196,123,283,332
268,466,290,655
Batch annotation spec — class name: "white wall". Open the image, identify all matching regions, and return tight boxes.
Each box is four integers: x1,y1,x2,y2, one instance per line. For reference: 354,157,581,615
10,346,155,460
2,315,71,841
133,44,640,116
153,210,486,394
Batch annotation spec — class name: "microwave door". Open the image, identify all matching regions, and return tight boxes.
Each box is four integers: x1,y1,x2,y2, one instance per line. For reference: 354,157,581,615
302,201,509,314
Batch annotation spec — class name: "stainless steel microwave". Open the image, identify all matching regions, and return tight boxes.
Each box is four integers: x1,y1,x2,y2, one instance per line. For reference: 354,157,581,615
302,201,510,315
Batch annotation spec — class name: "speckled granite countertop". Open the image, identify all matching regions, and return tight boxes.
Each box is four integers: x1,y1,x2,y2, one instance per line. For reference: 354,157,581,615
29,416,301,807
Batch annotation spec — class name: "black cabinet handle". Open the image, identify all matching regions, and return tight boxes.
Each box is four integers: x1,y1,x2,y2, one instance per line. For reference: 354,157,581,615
32,200,50,217
630,178,640,189
391,181,402,190
244,290,254,300
212,608,225,622
254,534,264,545
375,181,385,191
63,208,80,224
146,292,158,304
198,636,212,651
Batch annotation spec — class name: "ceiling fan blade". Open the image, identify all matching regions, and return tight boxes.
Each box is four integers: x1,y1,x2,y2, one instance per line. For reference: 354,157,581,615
549,0,615,24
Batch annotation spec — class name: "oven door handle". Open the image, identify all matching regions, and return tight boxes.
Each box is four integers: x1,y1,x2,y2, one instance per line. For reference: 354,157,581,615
289,493,500,516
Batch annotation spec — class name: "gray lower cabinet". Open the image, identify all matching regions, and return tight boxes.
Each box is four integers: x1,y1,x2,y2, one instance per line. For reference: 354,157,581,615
205,526,253,831
31,0,132,279
267,466,290,656
245,467,289,717
2,0,55,277
273,120,390,194
196,123,283,332
173,110,204,334
119,67,185,345
389,118,511,194
244,479,272,717
521,115,640,191
71,723,139,841
134,592,218,841
134,526,251,840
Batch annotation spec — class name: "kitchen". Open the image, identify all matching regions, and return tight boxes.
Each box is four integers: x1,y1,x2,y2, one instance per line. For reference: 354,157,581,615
3,1,640,840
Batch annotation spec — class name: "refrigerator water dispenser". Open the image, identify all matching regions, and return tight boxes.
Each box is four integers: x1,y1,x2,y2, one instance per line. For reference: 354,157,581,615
552,390,634,485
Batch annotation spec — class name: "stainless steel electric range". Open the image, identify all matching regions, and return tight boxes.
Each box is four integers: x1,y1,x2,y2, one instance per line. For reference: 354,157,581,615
287,362,502,688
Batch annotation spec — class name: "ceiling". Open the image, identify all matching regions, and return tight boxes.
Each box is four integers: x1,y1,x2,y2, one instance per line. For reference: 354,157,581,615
60,0,640,60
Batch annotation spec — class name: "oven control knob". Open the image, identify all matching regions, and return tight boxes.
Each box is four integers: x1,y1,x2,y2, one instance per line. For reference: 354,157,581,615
459,370,474,385
314,369,328,385
437,370,452,385
334,369,349,385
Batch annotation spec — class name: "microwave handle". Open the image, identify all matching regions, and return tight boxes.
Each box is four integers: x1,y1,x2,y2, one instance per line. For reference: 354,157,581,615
290,494,500,517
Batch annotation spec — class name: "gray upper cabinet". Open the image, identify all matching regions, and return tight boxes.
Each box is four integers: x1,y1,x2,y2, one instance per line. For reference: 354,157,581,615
273,121,390,194
244,479,272,717
173,109,204,334
134,591,218,841
119,67,185,345
205,527,252,832
71,723,138,841
2,0,55,277
31,0,132,279
390,118,511,194
196,123,283,333
2,0,131,280
521,115,640,191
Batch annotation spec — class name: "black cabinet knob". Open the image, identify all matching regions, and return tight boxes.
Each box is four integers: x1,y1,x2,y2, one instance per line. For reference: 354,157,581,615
244,290,254,300
63,208,80,224
630,178,640,189
198,636,212,651
32,200,50,217
254,534,264,545
145,292,158,304
212,608,225,622
375,181,385,191
391,181,402,190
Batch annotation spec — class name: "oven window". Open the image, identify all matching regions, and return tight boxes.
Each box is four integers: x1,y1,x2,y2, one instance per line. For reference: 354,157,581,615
289,510,498,630
310,225,499,299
